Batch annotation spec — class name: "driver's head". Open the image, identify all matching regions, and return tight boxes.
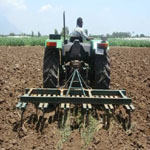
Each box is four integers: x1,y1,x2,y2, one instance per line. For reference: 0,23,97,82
77,17,83,27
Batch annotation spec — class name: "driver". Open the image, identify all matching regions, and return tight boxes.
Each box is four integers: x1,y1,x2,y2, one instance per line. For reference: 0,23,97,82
70,17,92,41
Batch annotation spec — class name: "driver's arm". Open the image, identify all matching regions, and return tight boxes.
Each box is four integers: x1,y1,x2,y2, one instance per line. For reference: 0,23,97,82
80,28,93,41
80,28,88,40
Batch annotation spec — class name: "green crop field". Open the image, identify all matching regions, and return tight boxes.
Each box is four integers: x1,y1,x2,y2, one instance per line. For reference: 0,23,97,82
0,36,48,46
0,36,150,47
108,38,150,47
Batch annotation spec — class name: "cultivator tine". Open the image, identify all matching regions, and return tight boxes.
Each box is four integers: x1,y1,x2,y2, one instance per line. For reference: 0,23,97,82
44,103,48,108
103,104,108,128
85,110,90,126
103,103,114,129
125,105,130,110
21,102,27,108
83,104,92,110
103,111,110,129
129,104,135,111
16,102,22,108
38,95,49,119
106,113,110,129
83,104,87,109
104,104,109,110
16,102,28,126
39,103,44,108
20,109,25,127
82,103,92,126
61,103,65,109
17,87,134,129
109,96,115,112
64,109,69,126
88,104,92,109
128,111,131,129
74,106,78,116
60,103,70,109
59,103,70,127
109,104,114,110
123,103,135,129
66,103,70,109
62,109,68,127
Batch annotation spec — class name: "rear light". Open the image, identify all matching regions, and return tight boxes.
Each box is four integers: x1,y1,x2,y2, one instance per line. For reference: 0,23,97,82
47,42,57,47
98,43,108,49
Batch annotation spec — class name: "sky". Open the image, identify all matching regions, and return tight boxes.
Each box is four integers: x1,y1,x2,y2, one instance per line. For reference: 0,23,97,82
0,0,150,35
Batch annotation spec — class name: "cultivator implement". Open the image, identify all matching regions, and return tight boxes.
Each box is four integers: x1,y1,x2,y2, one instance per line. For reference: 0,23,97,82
16,69,135,129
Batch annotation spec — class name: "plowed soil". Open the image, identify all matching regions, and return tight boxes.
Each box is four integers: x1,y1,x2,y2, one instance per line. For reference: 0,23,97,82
0,46,150,150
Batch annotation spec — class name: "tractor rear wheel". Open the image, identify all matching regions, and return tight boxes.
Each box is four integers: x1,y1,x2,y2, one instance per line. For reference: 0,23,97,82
93,52,110,89
43,48,60,88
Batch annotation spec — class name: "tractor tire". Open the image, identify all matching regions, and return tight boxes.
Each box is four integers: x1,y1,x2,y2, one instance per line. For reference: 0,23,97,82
93,52,110,89
43,48,60,88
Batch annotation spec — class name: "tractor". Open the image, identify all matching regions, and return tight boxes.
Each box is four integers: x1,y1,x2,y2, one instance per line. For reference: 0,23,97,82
43,34,110,90
16,13,135,129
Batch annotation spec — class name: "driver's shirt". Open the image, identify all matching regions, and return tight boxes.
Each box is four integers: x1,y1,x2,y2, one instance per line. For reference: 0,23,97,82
70,25,88,40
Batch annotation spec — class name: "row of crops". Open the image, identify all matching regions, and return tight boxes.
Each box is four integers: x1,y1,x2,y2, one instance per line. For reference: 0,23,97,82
108,38,150,47
0,36,150,47
0,37,47,46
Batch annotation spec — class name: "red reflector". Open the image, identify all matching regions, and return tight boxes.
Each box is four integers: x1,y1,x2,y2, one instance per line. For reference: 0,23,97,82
98,43,108,49
47,42,57,47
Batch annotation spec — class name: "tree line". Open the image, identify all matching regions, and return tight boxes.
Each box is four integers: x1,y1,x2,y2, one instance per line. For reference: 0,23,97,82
0,28,148,38
106,32,146,38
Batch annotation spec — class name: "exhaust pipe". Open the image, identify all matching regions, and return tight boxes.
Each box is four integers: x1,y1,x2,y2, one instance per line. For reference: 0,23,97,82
63,11,66,44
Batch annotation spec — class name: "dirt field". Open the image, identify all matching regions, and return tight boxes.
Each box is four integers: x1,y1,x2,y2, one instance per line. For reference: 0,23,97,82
0,46,150,150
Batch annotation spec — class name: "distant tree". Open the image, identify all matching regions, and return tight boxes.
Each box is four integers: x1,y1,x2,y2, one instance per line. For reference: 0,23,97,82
54,29,58,34
112,32,131,38
106,33,111,38
135,34,139,37
9,33,15,36
140,34,145,37
61,26,69,36
32,31,34,37
84,29,88,35
132,31,135,37
22,33,26,36
38,31,41,37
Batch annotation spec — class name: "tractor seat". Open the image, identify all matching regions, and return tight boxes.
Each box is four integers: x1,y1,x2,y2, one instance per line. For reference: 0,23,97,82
70,36,83,42
68,40,85,60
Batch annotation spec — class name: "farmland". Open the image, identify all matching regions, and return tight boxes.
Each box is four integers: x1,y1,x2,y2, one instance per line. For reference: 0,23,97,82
0,46,150,149
1,36,150,47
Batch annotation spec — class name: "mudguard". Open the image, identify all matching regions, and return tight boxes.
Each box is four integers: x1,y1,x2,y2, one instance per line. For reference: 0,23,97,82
45,39,63,49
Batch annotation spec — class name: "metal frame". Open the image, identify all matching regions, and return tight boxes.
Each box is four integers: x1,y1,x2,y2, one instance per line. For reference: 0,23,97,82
20,88,131,105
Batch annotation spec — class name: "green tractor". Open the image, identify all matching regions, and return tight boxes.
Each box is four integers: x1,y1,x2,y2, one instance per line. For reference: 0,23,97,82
16,13,135,129
43,34,110,90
